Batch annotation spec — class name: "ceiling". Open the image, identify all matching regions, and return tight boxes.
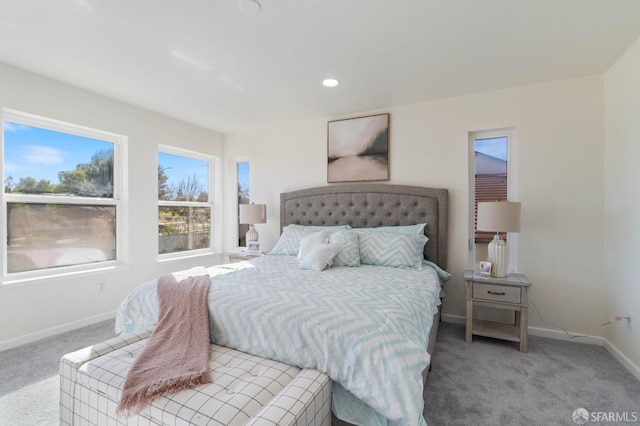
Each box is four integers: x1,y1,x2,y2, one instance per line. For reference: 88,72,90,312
1,0,640,134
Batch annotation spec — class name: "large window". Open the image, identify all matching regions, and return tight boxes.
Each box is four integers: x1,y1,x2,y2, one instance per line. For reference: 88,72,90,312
2,110,123,280
469,129,516,267
158,147,215,256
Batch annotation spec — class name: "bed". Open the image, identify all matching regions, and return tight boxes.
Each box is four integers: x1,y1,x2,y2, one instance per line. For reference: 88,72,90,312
115,183,449,426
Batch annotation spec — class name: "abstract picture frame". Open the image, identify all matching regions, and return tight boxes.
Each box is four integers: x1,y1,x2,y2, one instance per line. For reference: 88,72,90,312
327,113,389,183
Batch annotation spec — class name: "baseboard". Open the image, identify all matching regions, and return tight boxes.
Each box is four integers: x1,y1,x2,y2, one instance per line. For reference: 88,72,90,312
526,326,604,346
602,339,640,381
0,311,116,352
440,314,640,381
441,313,466,325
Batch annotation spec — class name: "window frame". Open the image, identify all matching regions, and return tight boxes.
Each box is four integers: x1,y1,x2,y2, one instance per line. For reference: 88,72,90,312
236,160,250,248
157,145,219,261
1,109,126,285
468,128,518,270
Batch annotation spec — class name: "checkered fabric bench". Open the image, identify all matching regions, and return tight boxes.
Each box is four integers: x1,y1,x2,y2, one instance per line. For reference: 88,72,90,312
60,328,331,426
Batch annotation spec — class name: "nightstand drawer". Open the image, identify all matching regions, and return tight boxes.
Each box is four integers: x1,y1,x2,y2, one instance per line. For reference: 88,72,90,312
473,283,521,304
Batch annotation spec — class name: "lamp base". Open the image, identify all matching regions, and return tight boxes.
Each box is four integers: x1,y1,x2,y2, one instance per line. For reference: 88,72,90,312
246,225,259,242
487,234,509,278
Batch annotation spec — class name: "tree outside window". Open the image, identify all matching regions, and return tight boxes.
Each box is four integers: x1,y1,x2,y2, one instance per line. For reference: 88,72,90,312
2,113,121,277
158,150,214,255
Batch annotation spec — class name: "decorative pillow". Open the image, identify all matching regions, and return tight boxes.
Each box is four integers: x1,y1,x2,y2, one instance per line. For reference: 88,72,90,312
359,232,428,269
328,230,360,267
300,243,343,272
269,226,316,256
351,223,426,235
297,230,331,261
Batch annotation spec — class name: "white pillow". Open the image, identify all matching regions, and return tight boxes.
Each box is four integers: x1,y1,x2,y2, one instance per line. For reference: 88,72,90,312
329,230,360,267
300,243,343,272
359,231,428,269
297,230,331,261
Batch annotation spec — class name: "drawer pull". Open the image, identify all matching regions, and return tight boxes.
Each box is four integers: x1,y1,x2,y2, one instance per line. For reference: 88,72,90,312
487,291,506,296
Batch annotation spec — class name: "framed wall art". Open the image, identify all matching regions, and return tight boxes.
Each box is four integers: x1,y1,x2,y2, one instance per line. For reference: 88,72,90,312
327,113,389,182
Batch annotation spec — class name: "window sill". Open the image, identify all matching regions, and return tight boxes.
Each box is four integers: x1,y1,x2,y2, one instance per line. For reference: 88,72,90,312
157,250,224,264
1,263,130,290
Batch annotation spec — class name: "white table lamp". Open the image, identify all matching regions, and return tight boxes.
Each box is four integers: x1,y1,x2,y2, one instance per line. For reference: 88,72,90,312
476,201,521,278
239,203,267,242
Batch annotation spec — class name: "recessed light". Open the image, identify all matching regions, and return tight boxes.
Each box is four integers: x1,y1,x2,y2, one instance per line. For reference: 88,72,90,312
322,78,340,88
238,0,261,14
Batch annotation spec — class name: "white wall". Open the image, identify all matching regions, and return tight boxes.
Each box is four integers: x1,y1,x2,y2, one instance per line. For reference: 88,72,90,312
0,62,225,347
604,37,640,372
5,54,635,373
225,75,607,338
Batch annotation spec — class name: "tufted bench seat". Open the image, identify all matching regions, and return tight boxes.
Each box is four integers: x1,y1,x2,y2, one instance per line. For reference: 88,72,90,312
60,328,331,426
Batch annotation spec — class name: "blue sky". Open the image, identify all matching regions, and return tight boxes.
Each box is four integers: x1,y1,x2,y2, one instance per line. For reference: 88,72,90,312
4,121,112,185
237,161,249,196
4,121,208,191
475,137,507,160
158,151,209,192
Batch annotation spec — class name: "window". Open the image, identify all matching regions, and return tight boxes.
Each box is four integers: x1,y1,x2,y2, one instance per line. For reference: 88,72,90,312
2,110,123,280
237,161,250,247
158,147,215,256
469,129,516,267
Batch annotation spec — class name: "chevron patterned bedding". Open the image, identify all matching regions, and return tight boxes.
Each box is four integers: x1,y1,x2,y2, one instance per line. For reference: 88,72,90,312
115,255,443,426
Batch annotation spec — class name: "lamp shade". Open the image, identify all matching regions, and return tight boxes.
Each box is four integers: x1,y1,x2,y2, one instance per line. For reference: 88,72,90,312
239,203,267,225
477,202,521,233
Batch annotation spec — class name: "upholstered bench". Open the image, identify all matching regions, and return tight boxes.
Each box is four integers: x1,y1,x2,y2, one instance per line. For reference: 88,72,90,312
60,328,331,426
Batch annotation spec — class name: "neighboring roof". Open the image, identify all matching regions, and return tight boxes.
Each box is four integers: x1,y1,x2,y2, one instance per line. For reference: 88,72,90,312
475,151,507,175
474,174,508,242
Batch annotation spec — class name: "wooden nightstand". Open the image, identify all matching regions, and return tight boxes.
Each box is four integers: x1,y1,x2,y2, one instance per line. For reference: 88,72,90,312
226,252,263,263
464,269,531,352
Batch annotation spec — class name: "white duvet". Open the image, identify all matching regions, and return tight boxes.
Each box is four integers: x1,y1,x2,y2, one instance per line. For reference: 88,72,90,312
116,255,445,426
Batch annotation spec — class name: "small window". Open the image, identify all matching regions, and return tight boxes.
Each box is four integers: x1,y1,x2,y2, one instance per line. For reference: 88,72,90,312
2,110,123,279
237,161,250,247
470,130,515,266
158,148,215,255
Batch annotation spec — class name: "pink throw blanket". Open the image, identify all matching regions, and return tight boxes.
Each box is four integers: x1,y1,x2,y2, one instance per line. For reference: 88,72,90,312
116,267,212,417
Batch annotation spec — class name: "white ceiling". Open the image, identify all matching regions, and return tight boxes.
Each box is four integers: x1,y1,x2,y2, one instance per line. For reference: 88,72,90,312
1,0,640,133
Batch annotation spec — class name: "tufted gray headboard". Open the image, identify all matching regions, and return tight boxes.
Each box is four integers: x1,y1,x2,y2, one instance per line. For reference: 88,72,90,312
280,184,448,269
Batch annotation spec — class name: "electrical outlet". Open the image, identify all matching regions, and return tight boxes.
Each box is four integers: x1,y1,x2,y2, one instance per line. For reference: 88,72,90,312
97,280,106,293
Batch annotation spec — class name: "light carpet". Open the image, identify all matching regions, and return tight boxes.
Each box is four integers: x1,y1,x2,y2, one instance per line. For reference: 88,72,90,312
0,320,117,426
423,322,640,425
1,320,639,425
